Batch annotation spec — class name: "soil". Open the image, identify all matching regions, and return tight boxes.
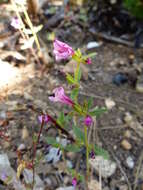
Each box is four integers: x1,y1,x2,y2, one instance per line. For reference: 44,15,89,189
0,2,143,190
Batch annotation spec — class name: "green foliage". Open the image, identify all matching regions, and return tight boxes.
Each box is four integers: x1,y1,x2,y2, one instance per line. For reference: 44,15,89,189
89,107,107,117
66,73,75,85
94,145,109,160
123,0,143,19
70,88,79,100
46,136,63,149
72,125,85,143
65,144,81,152
87,97,94,110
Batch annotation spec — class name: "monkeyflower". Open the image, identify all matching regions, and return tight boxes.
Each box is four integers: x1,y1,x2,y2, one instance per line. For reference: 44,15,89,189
11,17,22,30
49,87,74,106
38,115,49,124
84,115,93,127
86,58,92,64
72,177,77,187
53,39,74,61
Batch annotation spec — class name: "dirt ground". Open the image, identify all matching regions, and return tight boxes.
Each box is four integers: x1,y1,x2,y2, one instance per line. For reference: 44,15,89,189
0,39,143,189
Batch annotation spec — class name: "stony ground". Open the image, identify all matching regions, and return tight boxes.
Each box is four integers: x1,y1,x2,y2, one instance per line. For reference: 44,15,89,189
0,39,143,190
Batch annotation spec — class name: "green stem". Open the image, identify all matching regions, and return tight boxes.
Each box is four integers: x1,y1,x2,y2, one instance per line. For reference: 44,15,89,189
84,125,89,177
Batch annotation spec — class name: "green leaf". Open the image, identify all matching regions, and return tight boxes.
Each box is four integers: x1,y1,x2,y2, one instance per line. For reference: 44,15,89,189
77,67,81,82
65,144,81,152
87,97,93,109
73,125,85,143
94,144,109,160
57,112,65,125
46,136,63,149
89,107,107,117
66,73,75,84
70,88,79,100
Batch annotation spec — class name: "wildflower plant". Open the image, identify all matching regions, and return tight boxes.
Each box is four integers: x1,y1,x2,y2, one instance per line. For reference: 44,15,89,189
40,39,109,187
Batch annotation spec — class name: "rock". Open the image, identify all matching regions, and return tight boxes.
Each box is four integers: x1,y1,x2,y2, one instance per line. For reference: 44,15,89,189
0,154,25,190
88,179,101,190
126,156,134,169
22,126,29,140
89,156,117,178
56,137,67,147
87,41,101,49
56,187,75,190
0,111,6,119
124,112,133,124
24,92,33,100
23,169,45,190
44,177,52,186
64,176,70,185
119,184,128,190
121,139,132,150
129,121,143,138
45,147,62,164
110,0,117,4
18,144,26,151
136,76,143,93
124,130,131,138
105,98,116,110
0,154,10,166
112,73,128,86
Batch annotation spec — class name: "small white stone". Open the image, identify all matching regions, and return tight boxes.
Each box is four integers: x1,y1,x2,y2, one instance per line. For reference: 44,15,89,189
124,112,133,124
88,179,101,190
56,137,67,147
110,0,117,4
105,98,116,110
87,41,101,49
89,156,117,178
18,144,26,151
126,156,134,169
0,154,10,166
45,147,62,164
56,187,75,190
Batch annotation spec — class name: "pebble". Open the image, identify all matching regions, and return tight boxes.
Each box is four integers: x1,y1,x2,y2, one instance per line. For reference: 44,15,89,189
124,130,131,138
56,187,75,190
105,98,116,110
87,41,101,49
136,77,143,93
112,73,128,86
89,156,117,178
126,156,134,169
45,147,62,164
121,139,132,150
119,184,128,190
22,126,29,140
18,144,26,151
124,112,133,124
88,179,101,190
110,0,117,4
23,169,45,189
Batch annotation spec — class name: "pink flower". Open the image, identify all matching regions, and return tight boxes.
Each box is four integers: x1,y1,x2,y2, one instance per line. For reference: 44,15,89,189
38,115,49,123
11,17,22,29
49,87,74,106
84,115,93,127
72,177,77,187
53,39,74,61
86,58,92,64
